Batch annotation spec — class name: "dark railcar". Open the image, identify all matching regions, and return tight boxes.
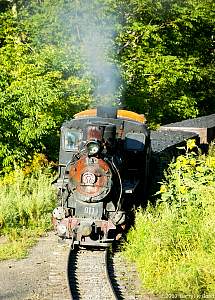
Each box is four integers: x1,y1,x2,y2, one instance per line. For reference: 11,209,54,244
53,106,151,247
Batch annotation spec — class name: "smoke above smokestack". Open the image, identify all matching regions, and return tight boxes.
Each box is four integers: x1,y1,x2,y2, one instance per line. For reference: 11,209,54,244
73,0,122,107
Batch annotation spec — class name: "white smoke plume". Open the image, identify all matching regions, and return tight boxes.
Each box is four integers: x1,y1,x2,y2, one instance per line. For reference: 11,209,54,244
73,0,122,107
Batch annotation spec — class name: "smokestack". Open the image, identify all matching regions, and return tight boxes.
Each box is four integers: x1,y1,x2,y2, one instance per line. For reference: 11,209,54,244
97,106,117,119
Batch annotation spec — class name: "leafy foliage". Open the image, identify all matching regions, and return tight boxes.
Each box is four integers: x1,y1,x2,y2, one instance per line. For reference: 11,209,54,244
0,154,56,260
116,0,215,124
0,4,92,170
124,141,215,297
0,0,215,169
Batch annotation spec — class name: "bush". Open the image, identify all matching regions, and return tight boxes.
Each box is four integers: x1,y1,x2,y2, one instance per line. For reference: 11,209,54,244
124,141,215,298
0,154,56,260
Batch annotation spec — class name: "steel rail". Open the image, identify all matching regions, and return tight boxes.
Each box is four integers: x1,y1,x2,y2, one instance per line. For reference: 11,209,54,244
104,248,118,300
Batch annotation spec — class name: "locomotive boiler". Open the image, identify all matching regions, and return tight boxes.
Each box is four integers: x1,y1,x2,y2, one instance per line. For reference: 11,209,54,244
53,106,151,247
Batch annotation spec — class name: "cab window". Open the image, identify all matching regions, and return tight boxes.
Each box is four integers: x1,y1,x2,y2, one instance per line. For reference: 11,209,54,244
64,129,82,151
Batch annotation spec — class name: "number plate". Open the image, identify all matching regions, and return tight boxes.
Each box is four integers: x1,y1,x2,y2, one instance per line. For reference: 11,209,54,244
76,202,103,219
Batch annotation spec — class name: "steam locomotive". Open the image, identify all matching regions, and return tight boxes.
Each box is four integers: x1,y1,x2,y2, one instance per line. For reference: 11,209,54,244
53,106,151,247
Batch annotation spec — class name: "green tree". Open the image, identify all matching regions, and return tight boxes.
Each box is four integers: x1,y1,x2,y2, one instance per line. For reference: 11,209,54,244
0,0,215,170
0,4,92,171
116,0,215,124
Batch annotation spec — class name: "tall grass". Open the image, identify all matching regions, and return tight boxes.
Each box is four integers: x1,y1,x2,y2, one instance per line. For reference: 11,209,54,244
124,141,215,298
0,154,56,260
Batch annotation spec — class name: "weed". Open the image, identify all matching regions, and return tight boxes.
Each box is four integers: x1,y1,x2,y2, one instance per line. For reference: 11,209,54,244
0,155,56,260
123,140,215,298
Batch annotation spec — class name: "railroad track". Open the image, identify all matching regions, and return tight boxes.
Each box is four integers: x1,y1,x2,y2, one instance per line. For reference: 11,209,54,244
45,238,143,300
68,248,118,300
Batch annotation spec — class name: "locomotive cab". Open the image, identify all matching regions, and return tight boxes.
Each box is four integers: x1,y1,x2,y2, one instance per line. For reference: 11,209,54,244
53,106,151,247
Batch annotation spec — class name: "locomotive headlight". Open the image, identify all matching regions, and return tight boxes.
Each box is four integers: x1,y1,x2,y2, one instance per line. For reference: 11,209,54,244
86,141,100,156
78,222,92,237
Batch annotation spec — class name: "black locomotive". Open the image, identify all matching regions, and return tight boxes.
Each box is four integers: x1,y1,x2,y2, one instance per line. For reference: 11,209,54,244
53,106,151,247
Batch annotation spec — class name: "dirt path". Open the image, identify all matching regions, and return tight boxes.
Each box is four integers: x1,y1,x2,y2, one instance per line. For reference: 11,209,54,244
0,232,156,300
0,232,70,300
